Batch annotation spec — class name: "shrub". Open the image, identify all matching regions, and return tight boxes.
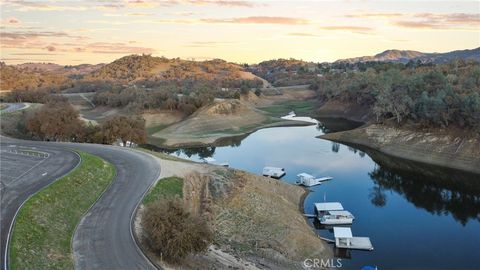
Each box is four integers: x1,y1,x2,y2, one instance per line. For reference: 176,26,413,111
143,198,212,264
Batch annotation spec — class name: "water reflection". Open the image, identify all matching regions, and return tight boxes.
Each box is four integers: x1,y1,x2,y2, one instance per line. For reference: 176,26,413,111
144,117,480,269
317,117,363,134
362,147,480,225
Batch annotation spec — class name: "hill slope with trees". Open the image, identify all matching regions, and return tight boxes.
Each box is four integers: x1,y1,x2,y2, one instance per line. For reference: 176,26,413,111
337,47,480,64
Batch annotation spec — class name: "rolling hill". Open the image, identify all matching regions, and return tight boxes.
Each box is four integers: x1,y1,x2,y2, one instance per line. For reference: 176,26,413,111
85,54,263,84
337,47,480,64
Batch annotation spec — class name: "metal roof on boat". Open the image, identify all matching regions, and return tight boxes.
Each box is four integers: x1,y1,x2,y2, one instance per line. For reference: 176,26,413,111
314,202,344,211
327,210,354,216
334,227,353,238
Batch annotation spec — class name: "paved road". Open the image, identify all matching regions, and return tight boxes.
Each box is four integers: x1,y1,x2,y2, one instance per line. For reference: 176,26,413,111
0,103,28,114
0,137,161,270
0,141,80,270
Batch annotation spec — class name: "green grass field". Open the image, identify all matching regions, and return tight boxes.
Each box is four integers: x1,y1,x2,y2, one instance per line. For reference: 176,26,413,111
146,123,170,135
259,99,317,117
9,151,115,270
143,176,183,205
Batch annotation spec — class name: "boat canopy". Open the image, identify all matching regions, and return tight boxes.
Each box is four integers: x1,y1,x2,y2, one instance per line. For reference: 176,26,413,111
334,227,353,238
327,210,354,216
297,173,314,179
314,202,344,212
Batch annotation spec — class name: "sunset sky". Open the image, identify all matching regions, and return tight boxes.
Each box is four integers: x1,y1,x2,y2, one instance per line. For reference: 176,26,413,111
1,0,479,65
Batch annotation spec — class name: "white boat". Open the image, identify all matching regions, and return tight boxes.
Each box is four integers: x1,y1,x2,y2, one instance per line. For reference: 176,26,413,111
314,202,344,216
333,227,373,251
262,167,286,178
296,173,333,187
319,210,355,225
202,157,216,163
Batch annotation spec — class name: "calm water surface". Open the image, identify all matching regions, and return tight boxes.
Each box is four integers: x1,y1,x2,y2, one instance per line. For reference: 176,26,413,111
148,117,480,270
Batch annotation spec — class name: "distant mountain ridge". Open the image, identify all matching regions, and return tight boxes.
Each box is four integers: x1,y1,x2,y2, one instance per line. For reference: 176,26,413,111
336,47,480,64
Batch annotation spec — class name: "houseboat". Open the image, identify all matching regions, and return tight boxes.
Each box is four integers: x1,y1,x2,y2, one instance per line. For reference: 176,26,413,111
296,173,333,187
262,167,286,178
319,210,355,225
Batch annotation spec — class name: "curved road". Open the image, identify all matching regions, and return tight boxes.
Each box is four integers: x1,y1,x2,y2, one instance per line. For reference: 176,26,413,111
0,103,28,114
0,141,81,270
1,137,161,270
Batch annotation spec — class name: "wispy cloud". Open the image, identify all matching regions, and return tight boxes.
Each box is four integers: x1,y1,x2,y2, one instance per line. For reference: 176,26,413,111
185,41,235,47
84,42,156,54
345,12,403,19
1,57,56,62
3,0,88,11
200,16,309,25
11,52,63,56
4,0,256,11
2,31,70,47
184,0,255,7
393,13,480,30
3,17,21,24
287,32,317,37
319,25,373,34
1,29,154,54
128,12,154,16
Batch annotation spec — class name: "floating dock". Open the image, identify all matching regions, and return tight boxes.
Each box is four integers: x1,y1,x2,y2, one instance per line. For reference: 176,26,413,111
333,227,373,251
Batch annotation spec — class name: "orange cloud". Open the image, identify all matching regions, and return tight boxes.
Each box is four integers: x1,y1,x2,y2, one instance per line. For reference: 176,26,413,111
201,16,309,25
319,25,373,34
45,45,56,51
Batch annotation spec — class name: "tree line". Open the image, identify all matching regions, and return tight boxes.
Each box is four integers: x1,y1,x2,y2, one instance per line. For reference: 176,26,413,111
24,100,147,145
311,60,480,129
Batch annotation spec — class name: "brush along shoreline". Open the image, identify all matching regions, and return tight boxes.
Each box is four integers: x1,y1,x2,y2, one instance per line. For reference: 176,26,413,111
133,150,332,269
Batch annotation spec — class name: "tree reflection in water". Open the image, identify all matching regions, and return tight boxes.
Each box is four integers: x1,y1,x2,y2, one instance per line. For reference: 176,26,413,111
365,151,480,226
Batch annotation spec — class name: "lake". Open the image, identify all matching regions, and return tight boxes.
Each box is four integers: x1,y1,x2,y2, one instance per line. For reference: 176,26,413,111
147,117,480,270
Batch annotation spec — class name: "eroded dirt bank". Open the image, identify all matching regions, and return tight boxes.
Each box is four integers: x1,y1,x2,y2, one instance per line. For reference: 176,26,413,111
321,124,480,175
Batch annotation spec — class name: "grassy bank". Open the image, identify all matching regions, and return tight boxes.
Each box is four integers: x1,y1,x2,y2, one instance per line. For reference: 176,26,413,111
143,176,183,205
259,99,316,117
146,123,170,136
9,151,115,270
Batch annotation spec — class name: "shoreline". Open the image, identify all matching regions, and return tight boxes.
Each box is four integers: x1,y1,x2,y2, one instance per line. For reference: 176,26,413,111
148,118,315,149
320,124,480,175
134,155,332,269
